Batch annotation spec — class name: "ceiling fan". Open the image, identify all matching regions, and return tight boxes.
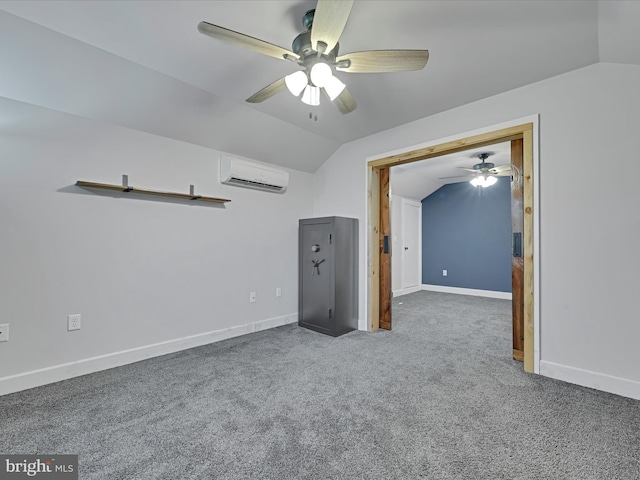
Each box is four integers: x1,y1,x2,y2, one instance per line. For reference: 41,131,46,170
439,152,512,187
197,0,429,114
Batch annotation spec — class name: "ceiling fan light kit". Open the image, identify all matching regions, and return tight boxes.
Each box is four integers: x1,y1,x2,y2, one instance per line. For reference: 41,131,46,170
470,175,498,188
468,152,501,188
197,0,429,115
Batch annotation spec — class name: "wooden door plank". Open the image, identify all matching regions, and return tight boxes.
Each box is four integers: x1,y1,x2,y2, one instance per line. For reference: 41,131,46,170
511,139,525,361
379,167,392,330
523,128,535,373
368,166,380,331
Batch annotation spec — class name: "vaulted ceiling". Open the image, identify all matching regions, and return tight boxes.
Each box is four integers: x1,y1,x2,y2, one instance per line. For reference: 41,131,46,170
1,1,638,177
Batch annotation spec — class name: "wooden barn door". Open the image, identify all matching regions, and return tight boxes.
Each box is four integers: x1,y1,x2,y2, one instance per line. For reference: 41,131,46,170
511,139,525,362
379,167,392,330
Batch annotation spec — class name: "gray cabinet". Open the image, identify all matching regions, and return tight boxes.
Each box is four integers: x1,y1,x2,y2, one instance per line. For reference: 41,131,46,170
298,217,358,336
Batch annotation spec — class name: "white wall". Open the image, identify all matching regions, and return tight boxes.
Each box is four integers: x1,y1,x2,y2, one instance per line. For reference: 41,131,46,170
0,97,313,394
313,62,640,399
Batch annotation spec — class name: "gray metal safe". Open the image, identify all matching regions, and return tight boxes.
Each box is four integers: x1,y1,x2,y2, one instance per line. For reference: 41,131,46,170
298,216,358,336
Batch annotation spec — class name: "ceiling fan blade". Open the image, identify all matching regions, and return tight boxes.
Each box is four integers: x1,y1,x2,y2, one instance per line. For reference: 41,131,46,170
198,21,299,61
336,50,429,73
494,171,513,177
458,168,479,173
332,86,357,114
246,77,287,103
491,164,512,173
311,0,354,53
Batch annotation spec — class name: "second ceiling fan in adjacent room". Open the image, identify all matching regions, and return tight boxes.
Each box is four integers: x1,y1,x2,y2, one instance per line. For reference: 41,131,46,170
439,152,512,188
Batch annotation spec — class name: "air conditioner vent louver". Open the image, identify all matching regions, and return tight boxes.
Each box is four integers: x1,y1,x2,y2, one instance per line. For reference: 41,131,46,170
225,177,285,192
219,155,289,193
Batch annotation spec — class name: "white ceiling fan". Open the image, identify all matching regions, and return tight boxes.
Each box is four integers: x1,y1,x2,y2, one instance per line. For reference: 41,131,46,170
439,152,512,187
197,0,429,114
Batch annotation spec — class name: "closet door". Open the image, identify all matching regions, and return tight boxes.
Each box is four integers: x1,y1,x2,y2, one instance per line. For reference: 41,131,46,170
401,199,422,290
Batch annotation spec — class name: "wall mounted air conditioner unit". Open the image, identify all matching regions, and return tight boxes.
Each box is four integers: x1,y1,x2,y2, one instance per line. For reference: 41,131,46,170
219,156,289,193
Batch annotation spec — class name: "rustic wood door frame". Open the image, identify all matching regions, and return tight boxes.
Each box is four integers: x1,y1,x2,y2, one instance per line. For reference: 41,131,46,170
367,123,535,372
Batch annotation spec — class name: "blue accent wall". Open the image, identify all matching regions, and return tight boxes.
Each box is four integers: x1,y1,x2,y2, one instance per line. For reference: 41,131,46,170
421,177,511,292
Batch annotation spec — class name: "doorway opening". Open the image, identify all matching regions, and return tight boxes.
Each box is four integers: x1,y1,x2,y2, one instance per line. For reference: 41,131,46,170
367,123,535,372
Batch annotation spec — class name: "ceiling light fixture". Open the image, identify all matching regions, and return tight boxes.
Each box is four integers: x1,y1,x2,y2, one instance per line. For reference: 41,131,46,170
285,71,308,96
324,75,346,100
470,175,497,188
301,84,320,106
309,62,332,88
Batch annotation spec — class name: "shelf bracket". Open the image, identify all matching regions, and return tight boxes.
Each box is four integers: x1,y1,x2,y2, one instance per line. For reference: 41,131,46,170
190,184,202,200
122,174,133,192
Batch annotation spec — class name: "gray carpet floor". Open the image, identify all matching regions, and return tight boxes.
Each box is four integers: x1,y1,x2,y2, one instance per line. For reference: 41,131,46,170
2,291,639,479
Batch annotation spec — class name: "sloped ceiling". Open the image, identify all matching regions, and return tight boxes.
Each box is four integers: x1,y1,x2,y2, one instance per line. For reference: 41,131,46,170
0,0,638,178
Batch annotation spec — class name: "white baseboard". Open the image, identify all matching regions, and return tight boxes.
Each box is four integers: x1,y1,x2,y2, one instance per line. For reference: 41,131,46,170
422,284,512,300
393,285,423,297
540,360,640,400
0,313,298,397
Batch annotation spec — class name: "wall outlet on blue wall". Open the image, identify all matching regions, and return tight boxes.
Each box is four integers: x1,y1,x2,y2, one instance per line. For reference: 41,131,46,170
443,269,447,276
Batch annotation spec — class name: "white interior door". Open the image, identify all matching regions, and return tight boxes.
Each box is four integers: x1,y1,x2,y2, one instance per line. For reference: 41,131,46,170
402,199,422,289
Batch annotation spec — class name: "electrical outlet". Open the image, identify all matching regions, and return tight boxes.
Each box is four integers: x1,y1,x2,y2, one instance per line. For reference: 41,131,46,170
276,287,282,297
0,324,9,342
249,292,256,303
68,314,81,331
443,269,448,276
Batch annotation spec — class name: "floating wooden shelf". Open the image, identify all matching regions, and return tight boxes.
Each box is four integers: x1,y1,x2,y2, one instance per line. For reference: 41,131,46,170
76,180,231,204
